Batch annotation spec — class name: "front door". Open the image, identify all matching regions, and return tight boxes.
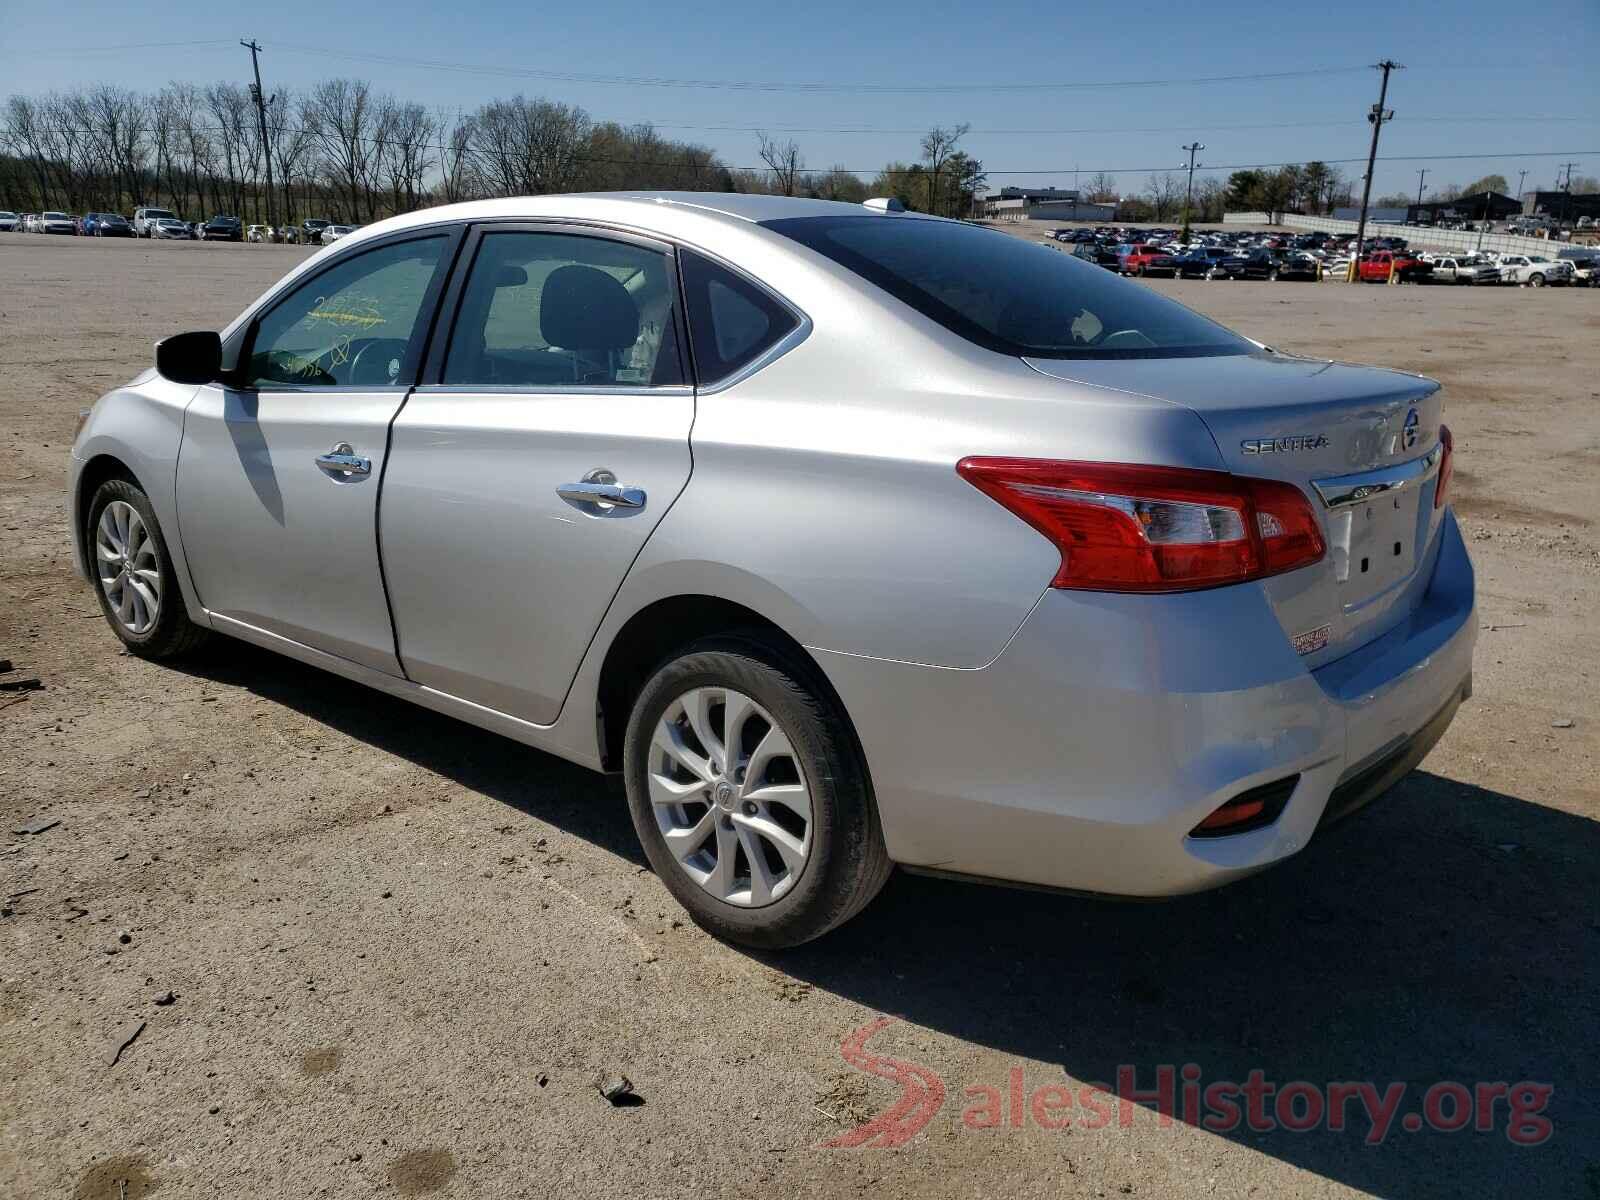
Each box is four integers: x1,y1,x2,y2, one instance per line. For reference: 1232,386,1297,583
379,225,694,723
176,231,454,673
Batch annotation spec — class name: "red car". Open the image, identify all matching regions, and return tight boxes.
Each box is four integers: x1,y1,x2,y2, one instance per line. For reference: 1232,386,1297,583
1357,249,1434,283
1117,243,1178,277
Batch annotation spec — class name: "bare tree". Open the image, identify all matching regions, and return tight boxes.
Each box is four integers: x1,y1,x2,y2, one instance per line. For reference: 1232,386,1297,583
2,75,765,221
810,164,868,203
1146,171,1184,221
303,78,379,221
436,109,478,204
757,132,804,197
920,124,970,216
374,99,436,214
3,96,57,209
1082,171,1118,203
473,95,590,196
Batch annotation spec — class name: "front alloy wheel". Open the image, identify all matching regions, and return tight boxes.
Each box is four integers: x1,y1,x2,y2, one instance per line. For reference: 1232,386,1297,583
87,478,210,659
96,500,161,634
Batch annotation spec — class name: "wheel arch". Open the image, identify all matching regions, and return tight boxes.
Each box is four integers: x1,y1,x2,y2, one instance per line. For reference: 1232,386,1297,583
593,593,860,775
73,453,142,576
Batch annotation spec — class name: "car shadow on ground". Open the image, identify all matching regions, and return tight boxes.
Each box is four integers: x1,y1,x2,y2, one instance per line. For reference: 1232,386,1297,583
173,644,1596,1196
171,643,647,867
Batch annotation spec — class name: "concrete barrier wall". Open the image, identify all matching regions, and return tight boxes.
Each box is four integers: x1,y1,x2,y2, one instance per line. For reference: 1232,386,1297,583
1274,214,1571,259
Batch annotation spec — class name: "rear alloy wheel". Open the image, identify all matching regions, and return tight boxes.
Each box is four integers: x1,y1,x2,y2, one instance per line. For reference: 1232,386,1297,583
623,636,892,948
88,479,210,659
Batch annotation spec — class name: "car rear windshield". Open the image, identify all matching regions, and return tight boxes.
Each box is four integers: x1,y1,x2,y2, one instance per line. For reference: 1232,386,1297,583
761,216,1252,360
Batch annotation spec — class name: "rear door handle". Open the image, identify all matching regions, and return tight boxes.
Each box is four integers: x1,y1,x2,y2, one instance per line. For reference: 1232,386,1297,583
556,481,646,509
316,443,371,477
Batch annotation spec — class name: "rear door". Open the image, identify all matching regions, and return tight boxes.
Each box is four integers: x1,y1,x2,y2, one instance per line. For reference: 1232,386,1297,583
378,224,693,723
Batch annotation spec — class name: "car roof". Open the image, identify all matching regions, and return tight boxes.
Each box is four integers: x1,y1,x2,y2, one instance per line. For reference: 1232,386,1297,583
331,192,938,252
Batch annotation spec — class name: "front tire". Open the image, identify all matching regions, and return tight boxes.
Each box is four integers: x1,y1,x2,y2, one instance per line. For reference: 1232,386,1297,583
1529,273,1545,287
86,478,210,660
622,636,892,948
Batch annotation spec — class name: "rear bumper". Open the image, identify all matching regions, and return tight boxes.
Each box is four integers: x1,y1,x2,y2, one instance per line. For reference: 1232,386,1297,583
815,510,1476,897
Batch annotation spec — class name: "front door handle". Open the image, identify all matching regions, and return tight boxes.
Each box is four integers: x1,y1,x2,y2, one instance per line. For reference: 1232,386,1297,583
316,442,371,477
556,480,646,509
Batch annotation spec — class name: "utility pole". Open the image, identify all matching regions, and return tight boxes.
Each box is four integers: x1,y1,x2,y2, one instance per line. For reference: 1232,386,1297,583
241,39,276,233
1181,141,1204,243
1415,167,1428,206
1557,161,1578,232
1350,59,1401,282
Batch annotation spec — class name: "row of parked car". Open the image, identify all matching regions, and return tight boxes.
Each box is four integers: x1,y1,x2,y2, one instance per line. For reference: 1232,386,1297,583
1051,225,1597,287
0,208,359,245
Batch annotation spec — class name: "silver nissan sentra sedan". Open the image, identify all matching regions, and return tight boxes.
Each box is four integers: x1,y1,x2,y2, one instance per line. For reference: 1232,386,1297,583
68,193,1475,947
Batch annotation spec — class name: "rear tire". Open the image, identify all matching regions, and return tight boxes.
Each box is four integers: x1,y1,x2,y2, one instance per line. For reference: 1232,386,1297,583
622,634,892,948
86,478,211,660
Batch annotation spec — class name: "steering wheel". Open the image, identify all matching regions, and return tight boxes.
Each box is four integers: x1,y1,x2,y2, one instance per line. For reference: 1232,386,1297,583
347,338,411,387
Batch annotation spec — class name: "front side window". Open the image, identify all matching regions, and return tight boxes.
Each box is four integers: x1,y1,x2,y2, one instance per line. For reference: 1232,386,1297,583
442,231,683,388
246,235,447,389
763,216,1251,360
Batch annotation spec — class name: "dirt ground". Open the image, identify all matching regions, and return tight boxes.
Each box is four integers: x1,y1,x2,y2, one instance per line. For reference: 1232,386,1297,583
2,235,1596,1199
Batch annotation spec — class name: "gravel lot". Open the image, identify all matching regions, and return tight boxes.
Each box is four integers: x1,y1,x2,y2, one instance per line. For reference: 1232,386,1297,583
2,234,1596,1199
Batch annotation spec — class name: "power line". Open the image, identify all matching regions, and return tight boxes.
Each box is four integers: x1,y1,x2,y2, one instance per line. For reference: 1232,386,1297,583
258,45,1380,93
1,38,238,54
638,115,1594,136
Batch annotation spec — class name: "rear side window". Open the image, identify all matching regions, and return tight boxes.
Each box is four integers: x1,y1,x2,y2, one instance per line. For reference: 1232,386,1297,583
679,250,799,384
441,231,684,388
763,216,1252,360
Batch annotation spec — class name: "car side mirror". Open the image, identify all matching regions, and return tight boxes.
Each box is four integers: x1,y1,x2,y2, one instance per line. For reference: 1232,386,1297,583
155,330,222,385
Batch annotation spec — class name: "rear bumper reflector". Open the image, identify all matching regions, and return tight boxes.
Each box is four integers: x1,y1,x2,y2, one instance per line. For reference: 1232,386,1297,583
1189,774,1300,838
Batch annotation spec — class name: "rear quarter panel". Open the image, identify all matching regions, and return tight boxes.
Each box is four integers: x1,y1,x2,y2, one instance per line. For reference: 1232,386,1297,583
586,242,1228,673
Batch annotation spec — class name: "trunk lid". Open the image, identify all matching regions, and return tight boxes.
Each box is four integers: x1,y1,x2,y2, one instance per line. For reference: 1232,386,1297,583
1024,350,1446,666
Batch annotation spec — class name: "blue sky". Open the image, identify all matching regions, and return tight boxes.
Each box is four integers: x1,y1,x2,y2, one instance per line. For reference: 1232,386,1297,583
2,0,1595,198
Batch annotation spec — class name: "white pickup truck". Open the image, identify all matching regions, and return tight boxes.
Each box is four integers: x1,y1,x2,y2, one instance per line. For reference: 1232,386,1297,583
1494,254,1574,287
1424,254,1501,285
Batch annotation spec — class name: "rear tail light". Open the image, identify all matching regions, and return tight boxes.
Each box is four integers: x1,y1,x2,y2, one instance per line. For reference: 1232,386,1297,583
1434,423,1454,510
956,458,1325,593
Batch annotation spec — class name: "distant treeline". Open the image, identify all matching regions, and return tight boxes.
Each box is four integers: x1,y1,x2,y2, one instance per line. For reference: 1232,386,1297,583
0,81,988,224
